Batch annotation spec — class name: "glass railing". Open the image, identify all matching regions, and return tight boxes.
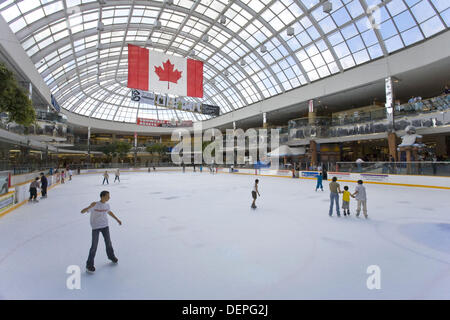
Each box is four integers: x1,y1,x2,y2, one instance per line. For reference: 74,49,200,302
335,161,450,176
288,94,450,140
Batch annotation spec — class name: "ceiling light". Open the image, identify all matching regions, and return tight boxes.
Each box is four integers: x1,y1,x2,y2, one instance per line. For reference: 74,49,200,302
260,45,267,53
166,0,174,5
97,21,104,31
287,27,294,36
224,70,229,77
189,50,196,56
210,79,215,86
323,1,332,14
154,20,161,29
240,59,246,66
220,15,226,24
202,34,209,43
96,43,104,50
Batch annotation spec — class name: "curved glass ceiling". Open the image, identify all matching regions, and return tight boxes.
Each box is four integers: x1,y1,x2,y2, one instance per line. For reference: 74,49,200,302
1,0,449,123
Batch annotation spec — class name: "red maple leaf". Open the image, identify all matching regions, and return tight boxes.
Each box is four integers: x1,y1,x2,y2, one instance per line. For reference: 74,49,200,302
154,59,182,89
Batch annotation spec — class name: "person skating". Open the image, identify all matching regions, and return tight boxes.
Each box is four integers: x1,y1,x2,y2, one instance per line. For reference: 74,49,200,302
251,179,260,209
61,170,65,184
68,169,73,181
81,191,122,273
40,172,48,199
114,169,120,183
315,172,324,191
352,180,368,219
29,177,40,203
329,177,341,217
102,171,109,185
341,186,351,216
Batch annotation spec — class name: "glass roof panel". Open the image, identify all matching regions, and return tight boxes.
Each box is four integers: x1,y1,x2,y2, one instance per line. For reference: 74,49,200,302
0,0,447,123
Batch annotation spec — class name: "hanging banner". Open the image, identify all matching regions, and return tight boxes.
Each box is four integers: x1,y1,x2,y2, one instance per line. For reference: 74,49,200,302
136,118,193,128
131,90,218,116
127,44,203,98
308,100,314,113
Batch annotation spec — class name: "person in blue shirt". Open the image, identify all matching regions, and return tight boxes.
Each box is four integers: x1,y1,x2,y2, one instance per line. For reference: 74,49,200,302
315,172,323,191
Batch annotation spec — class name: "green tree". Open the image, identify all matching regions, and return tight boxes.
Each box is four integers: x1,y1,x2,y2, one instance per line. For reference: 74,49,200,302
146,143,168,162
116,141,132,158
0,62,36,126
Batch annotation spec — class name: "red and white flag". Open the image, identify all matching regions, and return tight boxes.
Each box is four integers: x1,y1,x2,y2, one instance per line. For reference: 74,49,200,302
127,44,203,98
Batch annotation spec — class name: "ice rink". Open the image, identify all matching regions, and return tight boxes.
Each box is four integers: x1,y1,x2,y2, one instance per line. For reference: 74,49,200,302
0,171,449,299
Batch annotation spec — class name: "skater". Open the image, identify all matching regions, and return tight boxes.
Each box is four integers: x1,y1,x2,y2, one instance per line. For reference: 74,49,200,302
68,169,73,181
102,171,109,185
81,191,122,273
329,177,341,217
341,186,351,216
61,170,65,184
114,169,120,183
251,179,260,209
182,162,186,173
200,164,203,173
352,180,368,219
315,172,324,191
29,177,40,203
40,172,48,199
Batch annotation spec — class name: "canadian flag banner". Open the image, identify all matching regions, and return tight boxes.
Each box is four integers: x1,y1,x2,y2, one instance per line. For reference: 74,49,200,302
127,44,203,98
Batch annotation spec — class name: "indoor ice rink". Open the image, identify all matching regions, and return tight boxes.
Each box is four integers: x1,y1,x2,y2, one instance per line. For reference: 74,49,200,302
0,170,449,299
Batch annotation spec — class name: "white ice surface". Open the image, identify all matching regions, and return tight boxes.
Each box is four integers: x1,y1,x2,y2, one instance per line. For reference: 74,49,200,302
0,171,449,299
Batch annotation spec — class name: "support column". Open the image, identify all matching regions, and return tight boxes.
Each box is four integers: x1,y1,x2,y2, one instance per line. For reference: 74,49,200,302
310,140,317,168
388,132,397,161
308,99,316,125
134,132,137,166
87,126,91,164
263,112,267,129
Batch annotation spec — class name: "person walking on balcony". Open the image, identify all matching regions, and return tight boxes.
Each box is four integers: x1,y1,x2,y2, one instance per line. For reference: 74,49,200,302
102,171,109,185
328,177,341,217
356,158,364,172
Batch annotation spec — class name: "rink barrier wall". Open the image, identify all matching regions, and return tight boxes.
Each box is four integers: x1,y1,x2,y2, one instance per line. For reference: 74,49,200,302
0,176,62,219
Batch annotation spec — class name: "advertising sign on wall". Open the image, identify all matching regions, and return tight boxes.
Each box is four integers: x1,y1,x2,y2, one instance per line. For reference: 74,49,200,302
0,192,14,213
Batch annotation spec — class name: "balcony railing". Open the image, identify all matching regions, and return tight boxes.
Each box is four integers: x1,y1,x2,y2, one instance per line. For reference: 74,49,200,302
335,161,450,176
288,94,450,140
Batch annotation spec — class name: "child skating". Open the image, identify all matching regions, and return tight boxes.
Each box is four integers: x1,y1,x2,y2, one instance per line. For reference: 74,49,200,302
251,179,260,209
341,186,351,216
352,180,368,219
114,169,120,183
315,172,323,191
29,177,40,203
81,191,122,273
102,171,109,185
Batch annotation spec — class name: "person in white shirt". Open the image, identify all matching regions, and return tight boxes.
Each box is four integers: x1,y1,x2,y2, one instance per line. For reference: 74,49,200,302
352,180,368,219
68,169,73,181
114,169,120,183
81,191,122,273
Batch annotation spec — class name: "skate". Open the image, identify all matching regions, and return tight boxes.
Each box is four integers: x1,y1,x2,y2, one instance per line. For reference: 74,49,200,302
86,265,95,273
110,257,118,263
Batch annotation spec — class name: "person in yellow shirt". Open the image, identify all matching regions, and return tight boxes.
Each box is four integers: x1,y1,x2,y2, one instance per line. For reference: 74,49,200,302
341,186,351,216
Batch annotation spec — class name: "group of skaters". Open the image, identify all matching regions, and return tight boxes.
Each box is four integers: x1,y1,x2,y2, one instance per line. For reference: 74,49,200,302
102,169,121,184
315,172,368,218
29,168,75,203
250,172,368,218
